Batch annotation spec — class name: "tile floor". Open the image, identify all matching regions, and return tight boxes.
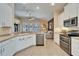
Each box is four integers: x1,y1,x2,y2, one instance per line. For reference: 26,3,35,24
15,39,69,56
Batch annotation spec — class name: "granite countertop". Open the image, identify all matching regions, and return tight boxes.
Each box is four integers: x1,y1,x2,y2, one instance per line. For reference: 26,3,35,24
60,33,79,37
0,32,32,42
0,32,45,42
68,33,79,37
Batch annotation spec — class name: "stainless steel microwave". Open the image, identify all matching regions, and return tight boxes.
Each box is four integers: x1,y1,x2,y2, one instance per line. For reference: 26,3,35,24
64,17,78,27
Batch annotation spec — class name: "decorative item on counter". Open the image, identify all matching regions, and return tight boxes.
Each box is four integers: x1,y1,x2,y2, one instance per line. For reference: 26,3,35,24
55,28,62,33
61,27,70,34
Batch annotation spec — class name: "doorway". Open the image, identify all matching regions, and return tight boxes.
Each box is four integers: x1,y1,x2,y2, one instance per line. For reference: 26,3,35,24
46,18,54,39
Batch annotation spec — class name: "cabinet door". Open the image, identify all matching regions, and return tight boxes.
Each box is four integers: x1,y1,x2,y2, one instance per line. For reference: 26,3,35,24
0,4,13,27
31,34,36,45
4,4,13,27
64,4,70,19
15,36,26,51
0,17,2,27
1,38,16,56
64,4,78,19
58,12,65,27
71,37,79,56
24,36,33,47
78,4,79,26
24,35,36,48
0,43,2,56
69,4,78,18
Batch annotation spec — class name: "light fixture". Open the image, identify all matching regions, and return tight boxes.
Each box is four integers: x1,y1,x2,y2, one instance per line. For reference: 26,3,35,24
51,3,54,6
36,6,40,10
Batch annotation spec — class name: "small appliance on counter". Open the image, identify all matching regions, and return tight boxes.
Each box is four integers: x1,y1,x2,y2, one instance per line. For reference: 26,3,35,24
46,31,53,39
14,23,20,32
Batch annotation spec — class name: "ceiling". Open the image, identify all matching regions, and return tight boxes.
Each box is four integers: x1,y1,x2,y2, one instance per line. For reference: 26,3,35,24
14,3,53,21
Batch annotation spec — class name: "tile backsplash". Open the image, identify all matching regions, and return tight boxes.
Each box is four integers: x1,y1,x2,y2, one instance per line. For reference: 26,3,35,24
0,28,11,35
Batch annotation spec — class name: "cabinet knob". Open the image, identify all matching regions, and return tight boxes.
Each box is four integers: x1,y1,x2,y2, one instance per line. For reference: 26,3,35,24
19,39,22,40
0,48,2,54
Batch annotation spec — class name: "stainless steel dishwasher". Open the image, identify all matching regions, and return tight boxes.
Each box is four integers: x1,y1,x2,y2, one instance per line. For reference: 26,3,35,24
36,34,44,46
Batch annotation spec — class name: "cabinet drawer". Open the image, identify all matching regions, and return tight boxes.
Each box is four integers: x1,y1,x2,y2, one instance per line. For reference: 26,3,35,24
60,35,70,44
60,40,69,50
60,40,71,55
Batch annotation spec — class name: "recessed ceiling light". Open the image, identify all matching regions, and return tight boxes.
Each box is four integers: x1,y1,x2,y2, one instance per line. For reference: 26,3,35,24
51,3,54,6
36,6,40,10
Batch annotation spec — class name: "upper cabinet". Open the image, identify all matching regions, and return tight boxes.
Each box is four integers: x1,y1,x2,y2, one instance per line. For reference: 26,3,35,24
58,12,65,28
0,4,13,28
64,4,78,20
64,4,70,20
69,4,78,18
64,3,79,27
78,4,79,27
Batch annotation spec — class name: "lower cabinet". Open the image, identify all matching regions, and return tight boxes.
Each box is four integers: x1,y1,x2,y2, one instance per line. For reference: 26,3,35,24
0,34,36,56
60,35,71,55
71,37,79,56
15,35,36,52
0,43,2,56
15,36,25,52
0,38,16,56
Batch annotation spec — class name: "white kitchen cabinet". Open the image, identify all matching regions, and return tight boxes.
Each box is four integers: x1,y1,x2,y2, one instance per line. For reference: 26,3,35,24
0,17,2,27
0,4,13,27
64,4,70,20
58,12,65,28
0,43,2,56
15,35,35,52
71,37,79,56
32,35,36,45
15,36,25,52
64,4,78,20
1,38,16,56
23,35,35,48
54,32,60,45
78,4,79,27
24,36,32,47
0,34,36,56
69,4,78,18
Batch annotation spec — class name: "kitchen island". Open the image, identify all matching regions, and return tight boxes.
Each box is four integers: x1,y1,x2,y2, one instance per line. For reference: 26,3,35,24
0,32,46,56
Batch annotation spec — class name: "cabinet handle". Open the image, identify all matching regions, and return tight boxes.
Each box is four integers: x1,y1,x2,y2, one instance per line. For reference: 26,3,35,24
19,39,22,40
0,48,2,53
2,48,5,52
0,48,2,54
22,38,24,40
